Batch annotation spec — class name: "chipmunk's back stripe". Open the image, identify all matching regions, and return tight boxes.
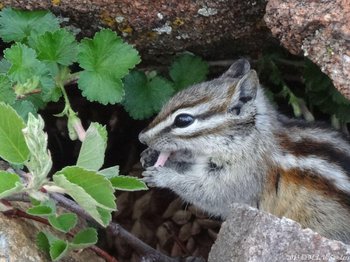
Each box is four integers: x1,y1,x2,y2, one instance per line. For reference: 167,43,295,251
144,96,211,131
278,115,330,130
280,168,350,208
278,134,350,176
275,172,281,194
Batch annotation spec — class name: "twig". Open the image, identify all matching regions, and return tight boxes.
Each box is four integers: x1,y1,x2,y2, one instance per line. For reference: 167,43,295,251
50,193,186,261
6,171,205,262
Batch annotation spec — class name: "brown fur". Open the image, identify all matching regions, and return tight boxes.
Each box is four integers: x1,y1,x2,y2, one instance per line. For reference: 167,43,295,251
261,166,350,239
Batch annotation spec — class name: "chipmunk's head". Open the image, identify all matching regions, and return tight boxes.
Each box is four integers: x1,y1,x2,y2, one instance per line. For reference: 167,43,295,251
139,59,264,159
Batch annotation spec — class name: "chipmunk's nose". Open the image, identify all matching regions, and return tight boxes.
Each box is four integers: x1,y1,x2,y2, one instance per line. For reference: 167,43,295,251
138,130,149,145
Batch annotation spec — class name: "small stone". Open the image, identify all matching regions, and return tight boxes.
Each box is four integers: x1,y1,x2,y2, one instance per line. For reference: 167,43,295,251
172,210,192,225
178,223,192,241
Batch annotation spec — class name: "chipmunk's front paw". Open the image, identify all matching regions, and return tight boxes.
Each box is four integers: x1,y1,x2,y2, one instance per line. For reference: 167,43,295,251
142,166,175,188
140,148,159,168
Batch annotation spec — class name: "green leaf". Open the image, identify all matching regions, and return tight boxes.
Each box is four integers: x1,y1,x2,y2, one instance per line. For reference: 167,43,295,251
48,213,78,233
78,72,124,105
303,58,350,122
110,176,148,191
0,75,15,104
11,100,37,122
98,166,119,179
0,171,23,198
77,29,140,104
23,114,52,189
0,59,11,74
76,123,107,171
53,166,116,226
26,94,47,110
30,197,41,206
169,54,209,91
123,71,174,119
27,205,54,216
0,8,59,43
70,228,98,249
36,232,50,256
0,102,29,164
50,239,69,261
4,43,56,102
37,231,68,260
30,29,78,66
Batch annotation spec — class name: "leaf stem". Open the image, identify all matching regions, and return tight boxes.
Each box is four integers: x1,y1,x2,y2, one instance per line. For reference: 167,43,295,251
64,72,80,86
59,82,72,113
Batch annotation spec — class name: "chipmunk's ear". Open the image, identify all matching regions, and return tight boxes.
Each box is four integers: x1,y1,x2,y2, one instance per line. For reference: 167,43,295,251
227,70,259,115
221,58,251,79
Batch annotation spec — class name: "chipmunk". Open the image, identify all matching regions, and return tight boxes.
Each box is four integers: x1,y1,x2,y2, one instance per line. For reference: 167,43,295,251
139,59,350,243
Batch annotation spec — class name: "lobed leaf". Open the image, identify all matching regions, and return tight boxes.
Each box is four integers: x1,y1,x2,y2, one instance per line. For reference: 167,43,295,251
27,205,54,216
11,100,37,122
123,71,174,119
0,59,11,74
29,28,78,67
50,239,69,261
70,228,98,249
27,199,56,216
0,75,15,105
48,213,78,233
4,43,56,102
0,102,29,164
36,232,50,256
169,53,209,91
0,8,59,43
77,29,140,104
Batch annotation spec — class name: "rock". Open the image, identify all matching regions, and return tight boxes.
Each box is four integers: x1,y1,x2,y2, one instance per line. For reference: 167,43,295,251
0,211,104,262
209,203,350,262
1,0,274,64
264,0,350,100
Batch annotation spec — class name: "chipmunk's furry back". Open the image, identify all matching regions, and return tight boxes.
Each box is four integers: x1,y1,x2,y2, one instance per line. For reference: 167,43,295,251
139,59,350,243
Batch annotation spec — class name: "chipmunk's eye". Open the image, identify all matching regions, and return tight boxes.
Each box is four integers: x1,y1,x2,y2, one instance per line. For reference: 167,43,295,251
174,114,195,128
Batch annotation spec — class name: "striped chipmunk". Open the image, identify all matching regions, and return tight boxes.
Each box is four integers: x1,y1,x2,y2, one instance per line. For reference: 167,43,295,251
139,59,350,243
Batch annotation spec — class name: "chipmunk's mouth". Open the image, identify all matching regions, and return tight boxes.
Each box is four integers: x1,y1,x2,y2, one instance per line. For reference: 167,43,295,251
154,151,171,167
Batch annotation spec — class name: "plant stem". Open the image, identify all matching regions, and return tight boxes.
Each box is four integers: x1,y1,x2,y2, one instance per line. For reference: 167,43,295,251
64,72,80,86
50,193,204,262
59,82,72,113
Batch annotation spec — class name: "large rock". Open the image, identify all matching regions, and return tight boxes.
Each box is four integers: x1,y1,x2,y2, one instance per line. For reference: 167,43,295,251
265,0,350,100
209,204,350,262
2,0,274,63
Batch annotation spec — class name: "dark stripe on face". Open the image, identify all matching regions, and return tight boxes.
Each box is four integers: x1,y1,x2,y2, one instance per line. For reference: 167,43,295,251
278,134,350,176
175,116,256,140
175,123,229,139
143,96,211,132
194,84,238,121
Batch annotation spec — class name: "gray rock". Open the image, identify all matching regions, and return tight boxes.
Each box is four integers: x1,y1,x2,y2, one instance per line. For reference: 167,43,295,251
209,204,350,262
0,211,104,262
